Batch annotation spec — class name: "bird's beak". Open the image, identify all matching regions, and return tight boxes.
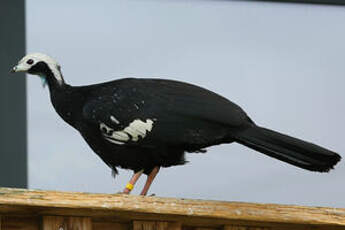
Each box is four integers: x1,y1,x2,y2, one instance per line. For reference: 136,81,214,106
10,63,27,73
9,66,17,73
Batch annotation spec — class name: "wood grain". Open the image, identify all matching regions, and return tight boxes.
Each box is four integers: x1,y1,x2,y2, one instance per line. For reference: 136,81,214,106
224,226,270,230
167,222,181,230
1,216,39,230
194,228,218,230
133,221,182,230
93,222,129,230
133,221,169,230
68,217,92,230
42,216,91,230
42,216,66,230
0,187,344,229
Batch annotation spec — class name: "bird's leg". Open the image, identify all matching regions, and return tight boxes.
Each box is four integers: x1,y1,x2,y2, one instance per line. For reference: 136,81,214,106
140,166,160,196
122,170,143,194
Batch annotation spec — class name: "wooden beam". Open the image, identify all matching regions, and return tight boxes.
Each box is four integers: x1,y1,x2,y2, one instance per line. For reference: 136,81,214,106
1,216,39,230
42,216,91,230
133,221,168,230
93,222,129,230
224,225,270,230
0,187,344,229
167,222,181,230
68,217,92,230
42,216,66,230
194,228,218,230
133,221,181,230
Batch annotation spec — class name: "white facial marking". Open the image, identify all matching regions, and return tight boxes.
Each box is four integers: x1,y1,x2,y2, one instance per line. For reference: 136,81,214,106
110,116,120,124
100,119,154,145
14,53,64,85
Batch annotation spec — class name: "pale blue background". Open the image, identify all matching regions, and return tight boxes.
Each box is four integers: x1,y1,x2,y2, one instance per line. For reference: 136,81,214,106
26,0,345,207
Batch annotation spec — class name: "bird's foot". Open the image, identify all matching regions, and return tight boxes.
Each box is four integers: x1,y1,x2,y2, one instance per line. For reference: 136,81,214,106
116,189,130,195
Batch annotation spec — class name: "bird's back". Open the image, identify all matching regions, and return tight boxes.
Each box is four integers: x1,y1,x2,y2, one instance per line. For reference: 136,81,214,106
82,78,252,127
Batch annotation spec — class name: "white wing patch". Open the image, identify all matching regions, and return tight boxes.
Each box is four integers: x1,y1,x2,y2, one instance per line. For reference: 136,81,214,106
110,116,120,124
101,118,154,145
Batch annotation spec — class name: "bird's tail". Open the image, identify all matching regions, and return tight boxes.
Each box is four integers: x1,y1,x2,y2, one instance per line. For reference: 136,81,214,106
234,125,341,172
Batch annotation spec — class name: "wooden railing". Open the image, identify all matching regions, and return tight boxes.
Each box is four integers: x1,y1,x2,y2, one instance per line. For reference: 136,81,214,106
0,187,344,230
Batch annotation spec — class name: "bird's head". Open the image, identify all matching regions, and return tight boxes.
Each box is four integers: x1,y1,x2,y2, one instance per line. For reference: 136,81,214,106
11,53,64,87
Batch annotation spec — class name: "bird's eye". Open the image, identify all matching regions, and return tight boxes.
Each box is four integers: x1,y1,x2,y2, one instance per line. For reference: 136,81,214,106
26,59,34,65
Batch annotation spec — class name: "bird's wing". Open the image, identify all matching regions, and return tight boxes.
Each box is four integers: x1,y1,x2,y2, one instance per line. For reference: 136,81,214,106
82,95,152,146
82,78,251,147
130,78,251,127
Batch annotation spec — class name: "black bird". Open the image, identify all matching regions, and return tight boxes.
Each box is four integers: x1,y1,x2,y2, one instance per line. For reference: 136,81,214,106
11,53,341,195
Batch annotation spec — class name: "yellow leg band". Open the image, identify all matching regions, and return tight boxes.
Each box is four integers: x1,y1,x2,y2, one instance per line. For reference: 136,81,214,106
126,183,134,191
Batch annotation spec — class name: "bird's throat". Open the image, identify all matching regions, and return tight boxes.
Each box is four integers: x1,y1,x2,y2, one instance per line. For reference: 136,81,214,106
39,75,48,88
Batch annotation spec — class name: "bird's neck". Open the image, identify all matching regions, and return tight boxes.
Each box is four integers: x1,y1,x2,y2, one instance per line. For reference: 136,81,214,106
42,66,82,128
43,67,66,91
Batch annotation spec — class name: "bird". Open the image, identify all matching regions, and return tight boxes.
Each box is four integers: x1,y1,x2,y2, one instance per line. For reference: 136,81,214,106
11,53,341,196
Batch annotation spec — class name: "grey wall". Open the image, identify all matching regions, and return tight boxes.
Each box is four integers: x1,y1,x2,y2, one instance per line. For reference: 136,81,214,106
0,0,27,188
26,0,345,207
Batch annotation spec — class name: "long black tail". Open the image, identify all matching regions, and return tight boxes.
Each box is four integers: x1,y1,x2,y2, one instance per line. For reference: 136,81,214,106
234,125,341,172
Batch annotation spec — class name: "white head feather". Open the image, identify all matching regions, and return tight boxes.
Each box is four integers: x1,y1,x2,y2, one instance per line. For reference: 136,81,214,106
13,53,64,84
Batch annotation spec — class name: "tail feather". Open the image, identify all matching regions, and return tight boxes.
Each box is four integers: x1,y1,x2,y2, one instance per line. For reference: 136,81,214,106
234,126,341,172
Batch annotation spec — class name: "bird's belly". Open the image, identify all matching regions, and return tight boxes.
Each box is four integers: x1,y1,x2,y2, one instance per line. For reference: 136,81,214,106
78,116,233,174
79,128,186,173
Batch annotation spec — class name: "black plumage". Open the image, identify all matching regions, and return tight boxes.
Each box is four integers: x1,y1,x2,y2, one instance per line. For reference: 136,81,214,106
12,53,341,195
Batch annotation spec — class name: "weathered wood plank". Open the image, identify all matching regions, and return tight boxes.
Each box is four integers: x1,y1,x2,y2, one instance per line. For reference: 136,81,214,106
42,216,66,230
42,216,91,230
0,187,344,228
168,222,181,230
1,216,39,230
224,225,270,230
133,221,181,230
93,222,129,230
194,228,218,230
133,221,168,230
68,217,92,230
224,224,341,230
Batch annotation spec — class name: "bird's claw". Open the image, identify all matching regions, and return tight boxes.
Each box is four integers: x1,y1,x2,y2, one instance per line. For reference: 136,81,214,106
115,191,129,195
